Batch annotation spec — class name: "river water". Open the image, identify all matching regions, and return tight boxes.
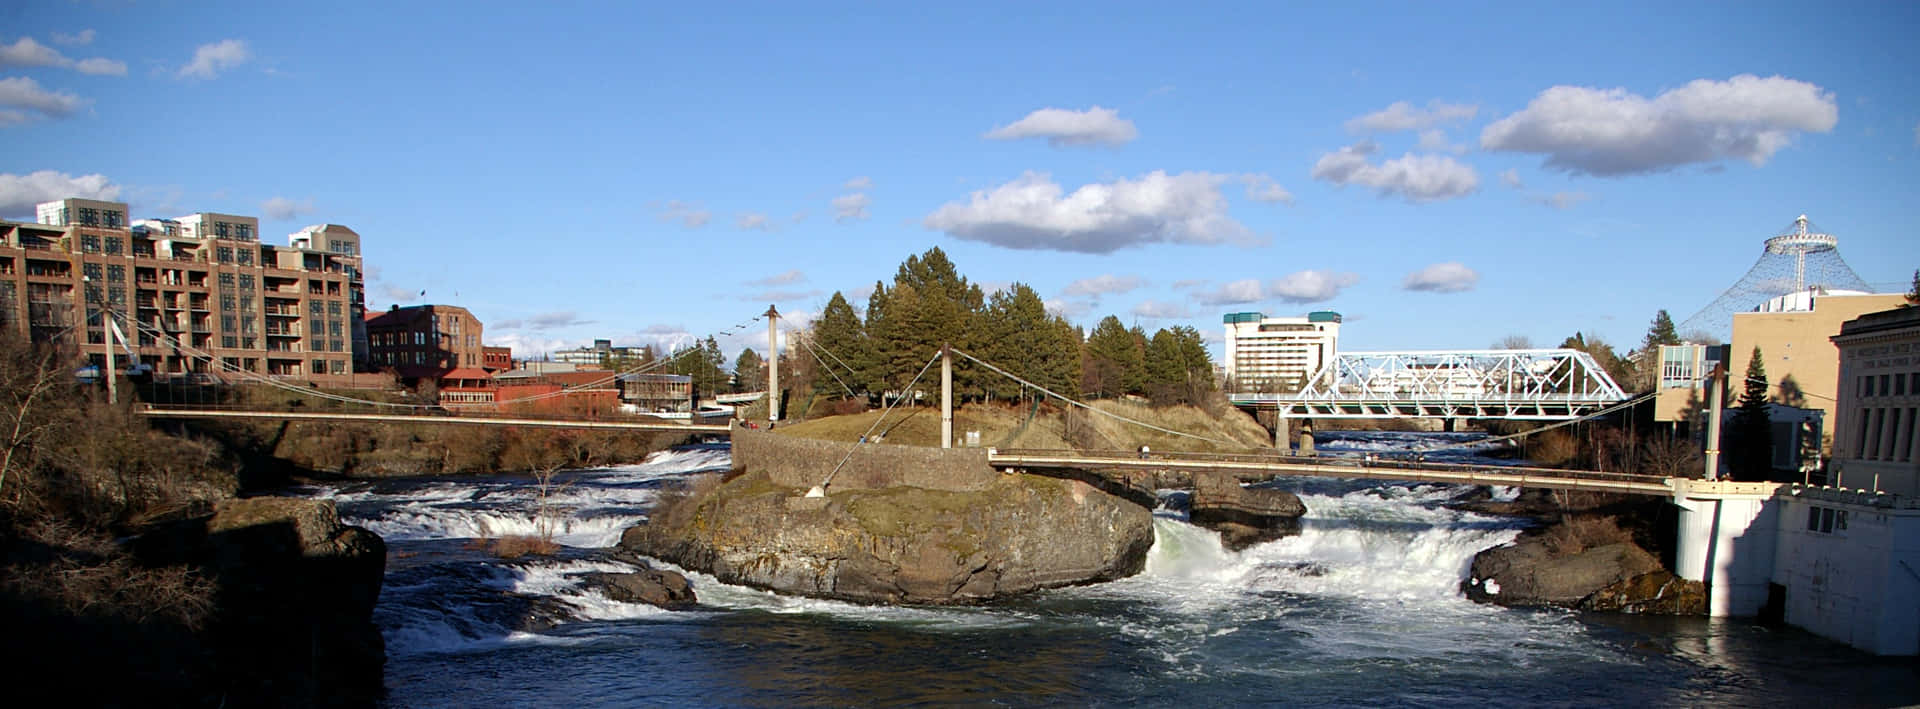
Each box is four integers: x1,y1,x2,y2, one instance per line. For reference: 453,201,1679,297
299,432,1920,707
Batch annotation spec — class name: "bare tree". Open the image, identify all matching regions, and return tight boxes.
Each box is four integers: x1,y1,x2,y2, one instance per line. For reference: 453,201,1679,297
1492,334,1533,350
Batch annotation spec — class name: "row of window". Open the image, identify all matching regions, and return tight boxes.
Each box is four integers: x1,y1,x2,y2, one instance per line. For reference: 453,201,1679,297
371,331,434,347
1856,371,1916,399
70,207,125,228
1805,505,1848,534
1852,406,1917,463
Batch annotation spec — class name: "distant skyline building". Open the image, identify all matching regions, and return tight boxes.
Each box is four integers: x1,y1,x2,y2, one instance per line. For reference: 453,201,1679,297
1222,311,1342,393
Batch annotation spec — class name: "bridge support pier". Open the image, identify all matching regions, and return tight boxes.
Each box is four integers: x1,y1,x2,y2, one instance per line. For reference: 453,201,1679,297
1273,410,1289,452
1670,480,1783,617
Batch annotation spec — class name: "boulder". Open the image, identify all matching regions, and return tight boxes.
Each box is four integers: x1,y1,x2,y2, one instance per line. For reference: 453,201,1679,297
624,469,1153,605
1463,529,1705,614
582,568,696,609
1188,471,1306,551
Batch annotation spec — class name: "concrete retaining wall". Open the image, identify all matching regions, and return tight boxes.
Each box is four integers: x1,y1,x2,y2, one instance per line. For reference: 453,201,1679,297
731,424,999,493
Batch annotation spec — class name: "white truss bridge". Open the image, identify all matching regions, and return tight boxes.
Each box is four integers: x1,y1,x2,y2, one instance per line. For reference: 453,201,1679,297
1228,349,1628,420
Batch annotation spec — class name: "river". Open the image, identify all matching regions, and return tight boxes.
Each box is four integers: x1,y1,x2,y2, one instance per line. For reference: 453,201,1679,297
299,432,1920,707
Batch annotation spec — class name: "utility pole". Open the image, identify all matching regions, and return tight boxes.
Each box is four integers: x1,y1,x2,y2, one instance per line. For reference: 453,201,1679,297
1703,363,1725,481
940,344,952,449
765,305,780,425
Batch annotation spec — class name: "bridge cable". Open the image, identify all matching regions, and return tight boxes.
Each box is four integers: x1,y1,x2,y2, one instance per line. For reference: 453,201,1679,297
1421,389,1662,452
782,326,858,398
949,347,1251,450
817,349,943,490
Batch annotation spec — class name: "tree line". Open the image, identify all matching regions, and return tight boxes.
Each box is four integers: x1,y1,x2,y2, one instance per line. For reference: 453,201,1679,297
783,247,1217,410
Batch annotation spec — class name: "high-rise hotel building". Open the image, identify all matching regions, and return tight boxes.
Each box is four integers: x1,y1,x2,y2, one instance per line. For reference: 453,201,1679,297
0,197,367,382
1222,311,1342,392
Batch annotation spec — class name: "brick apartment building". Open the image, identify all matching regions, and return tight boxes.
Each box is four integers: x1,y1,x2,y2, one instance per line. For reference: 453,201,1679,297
0,197,366,383
364,303,494,401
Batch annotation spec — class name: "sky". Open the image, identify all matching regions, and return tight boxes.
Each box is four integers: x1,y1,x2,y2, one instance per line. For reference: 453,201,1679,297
4,1,1918,366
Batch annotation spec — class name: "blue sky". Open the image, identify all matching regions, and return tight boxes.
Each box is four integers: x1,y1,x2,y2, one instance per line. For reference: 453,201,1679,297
4,1,1917,364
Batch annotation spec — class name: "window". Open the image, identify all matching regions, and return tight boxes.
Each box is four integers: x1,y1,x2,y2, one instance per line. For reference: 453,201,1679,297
221,315,235,333
219,273,235,287
310,320,324,335
214,222,231,239
107,265,124,283
329,321,342,337
103,211,122,228
81,235,101,253
217,247,233,263
78,207,99,226
235,224,252,241
239,274,255,292
327,301,342,316
236,248,252,266
222,335,237,349
83,263,102,280
1880,375,1890,397
105,236,123,255
1898,375,1908,397
309,300,324,316
312,359,325,374
330,339,343,353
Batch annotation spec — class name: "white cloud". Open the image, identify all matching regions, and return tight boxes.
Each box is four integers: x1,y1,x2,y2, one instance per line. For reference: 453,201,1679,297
1131,299,1192,319
743,289,824,303
747,269,806,287
736,212,771,230
73,57,125,76
843,176,873,190
1480,74,1838,176
1269,270,1359,303
51,30,94,46
1345,100,1478,134
1499,168,1523,189
379,284,422,303
1194,278,1267,306
178,39,251,79
487,333,579,359
924,170,1262,254
0,36,124,76
1402,262,1479,293
1417,129,1467,154
1170,278,1208,290
1310,141,1480,203
832,191,870,222
0,170,118,215
260,196,314,220
1239,173,1294,204
658,200,711,228
520,310,594,330
0,76,87,124
1533,191,1591,210
984,106,1139,147
0,37,64,68
1060,274,1145,298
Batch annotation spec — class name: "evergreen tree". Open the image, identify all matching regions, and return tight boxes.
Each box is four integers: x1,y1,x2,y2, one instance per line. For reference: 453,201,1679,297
1143,326,1217,405
1560,331,1636,391
981,284,1079,400
809,291,868,396
1631,309,1682,391
1083,316,1144,398
732,348,764,393
1907,268,1919,306
861,280,892,393
1726,346,1774,481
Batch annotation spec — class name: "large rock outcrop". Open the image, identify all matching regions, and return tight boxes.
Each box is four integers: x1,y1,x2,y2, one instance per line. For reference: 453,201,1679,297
130,497,387,706
1188,471,1306,551
1463,522,1704,614
625,469,1153,604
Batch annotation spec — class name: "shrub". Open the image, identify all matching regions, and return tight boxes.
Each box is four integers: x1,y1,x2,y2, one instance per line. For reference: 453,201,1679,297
489,535,561,559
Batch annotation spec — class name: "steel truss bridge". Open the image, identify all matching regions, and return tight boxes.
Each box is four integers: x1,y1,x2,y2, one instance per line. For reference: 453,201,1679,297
1229,349,1628,420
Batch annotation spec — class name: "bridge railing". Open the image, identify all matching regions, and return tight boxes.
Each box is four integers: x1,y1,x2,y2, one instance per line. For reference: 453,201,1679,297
989,447,1675,488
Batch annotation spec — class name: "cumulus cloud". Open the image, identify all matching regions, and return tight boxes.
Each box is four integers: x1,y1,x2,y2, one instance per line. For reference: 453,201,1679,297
1131,300,1192,319
984,106,1138,147
0,76,87,124
0,36,124,76
178,39,251,79
260,196,314,220
657,200,710,228
1345,100,1478,134
519,310,594,330
1194,278,1268,306
379,284,422,303
1499,168,1523,188
1402,262,1479,293
1311,141,1480,203
1532,191,1590,210
736,212,772,230
0,170,118,215
1269,270,1359,303
51,30,94,46
924,170,1261,254
1479,74,1838,175
1170,278,1208,290
1239,173,1294,204
831,191,870,222
746,269,806,287
843,176,873,190
1060,274,1145,298
1417,129,1467,154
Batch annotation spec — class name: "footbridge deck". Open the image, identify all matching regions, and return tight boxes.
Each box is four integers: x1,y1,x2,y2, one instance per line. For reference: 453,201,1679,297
986,448,1675,496
135,405,732,434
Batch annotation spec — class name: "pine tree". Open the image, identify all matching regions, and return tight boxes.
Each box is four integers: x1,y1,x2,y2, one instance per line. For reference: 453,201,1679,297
732,348,764,393
1632,310,1682,391
1726,345,1774,481
810,291,868,397
1083,316,1144,398
1907,268,1919,305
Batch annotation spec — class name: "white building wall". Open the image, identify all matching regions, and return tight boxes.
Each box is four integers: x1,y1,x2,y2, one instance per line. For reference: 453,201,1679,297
1672,483,1780,617
1771,493,1920,656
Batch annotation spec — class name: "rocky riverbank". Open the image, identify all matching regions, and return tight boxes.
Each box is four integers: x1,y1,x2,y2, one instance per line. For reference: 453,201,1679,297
1454,489,1704,614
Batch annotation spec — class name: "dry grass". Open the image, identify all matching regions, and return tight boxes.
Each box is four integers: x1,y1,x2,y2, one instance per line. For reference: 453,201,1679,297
1524,429,1580,467
487,535,562,559
1540,515,1634,556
